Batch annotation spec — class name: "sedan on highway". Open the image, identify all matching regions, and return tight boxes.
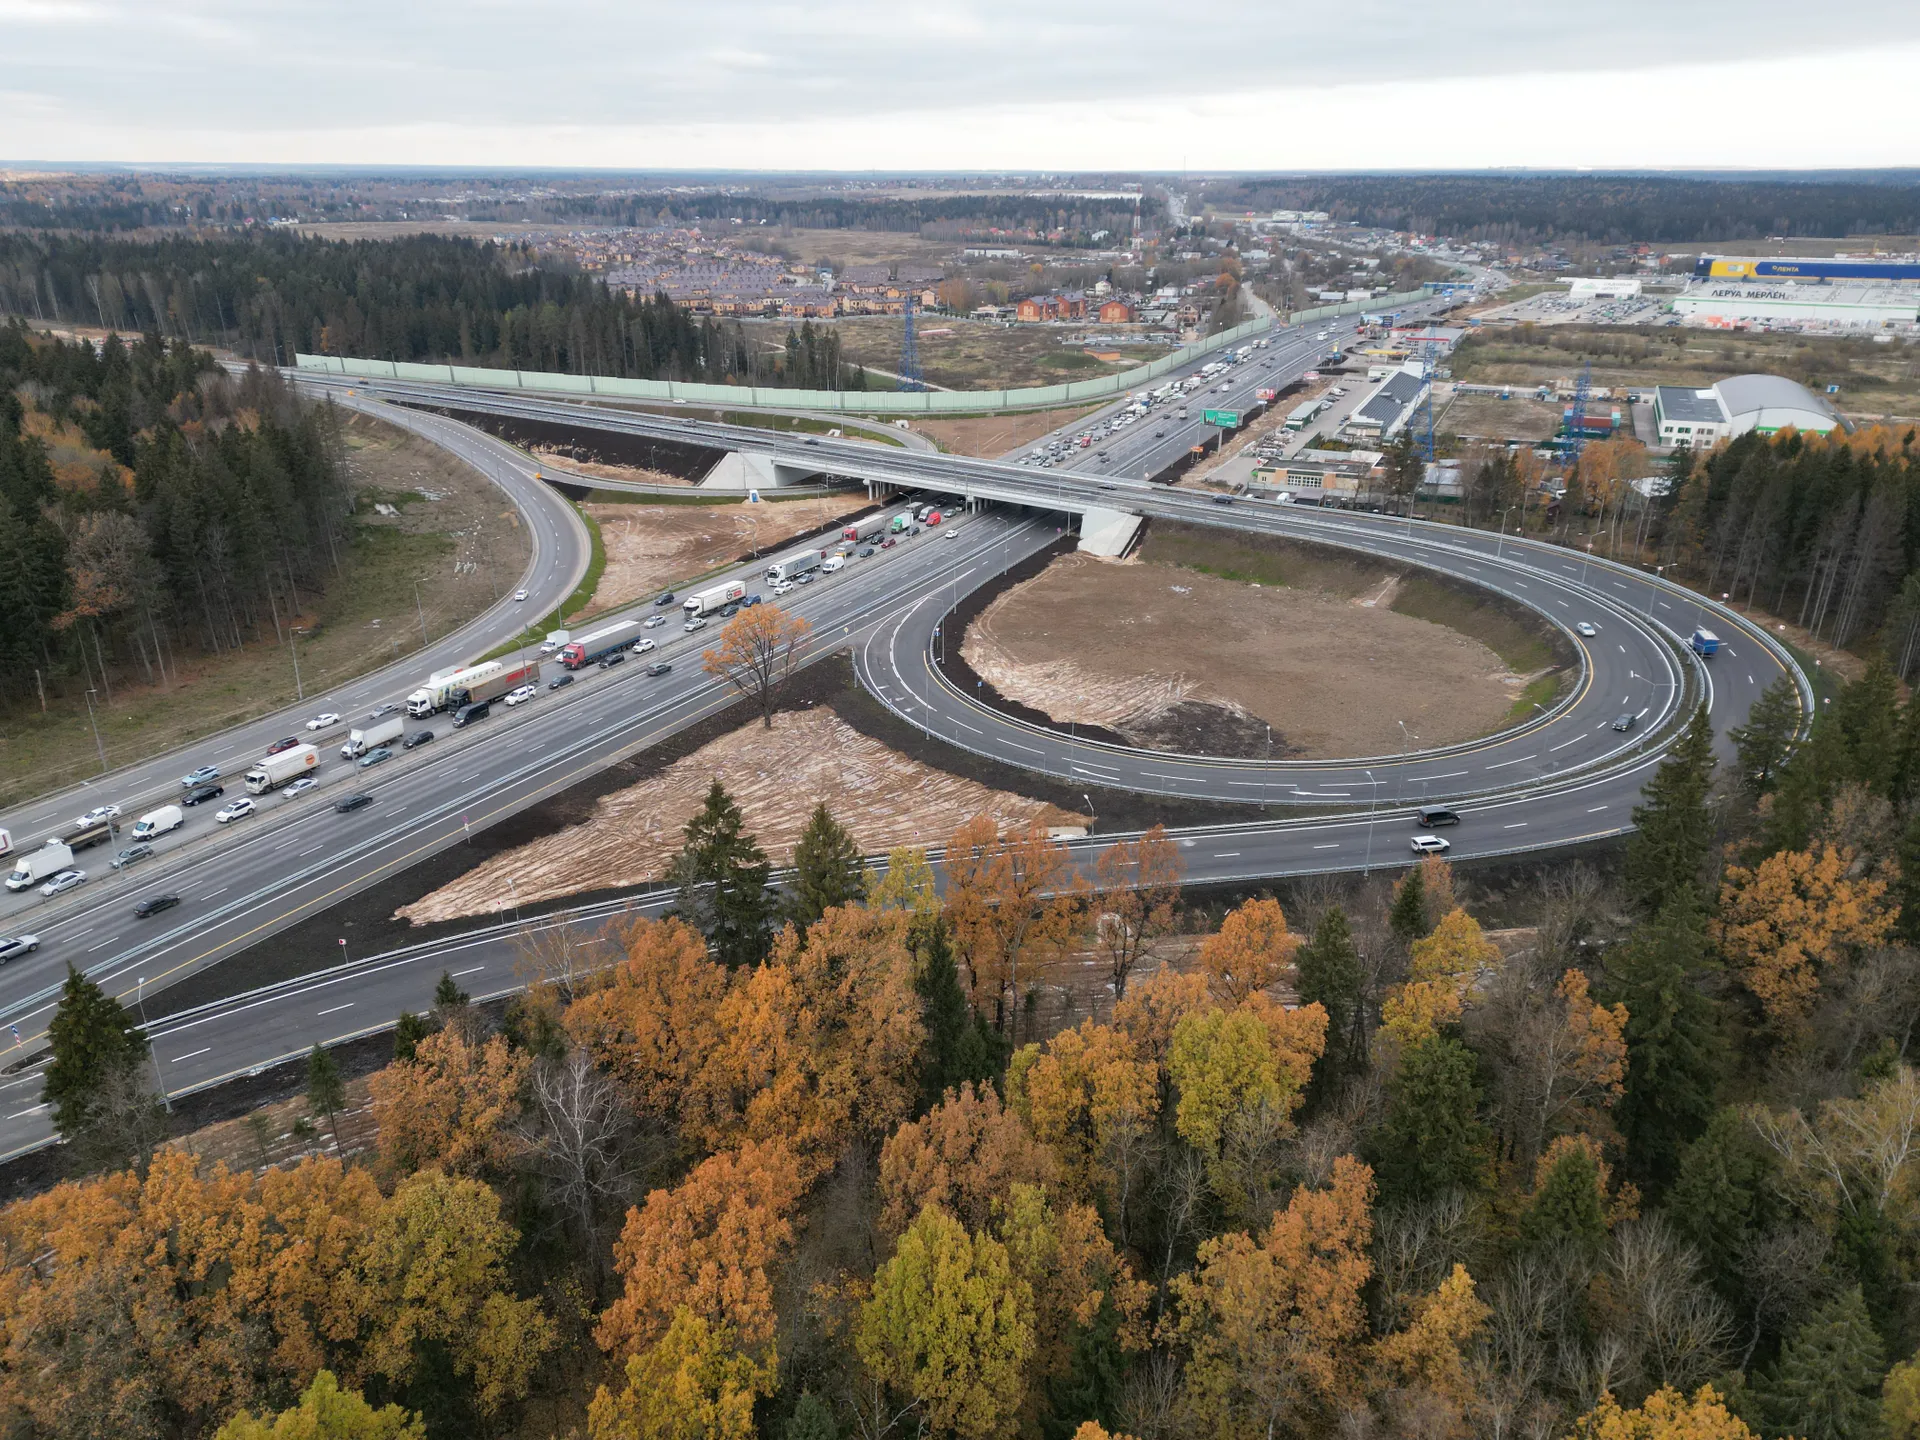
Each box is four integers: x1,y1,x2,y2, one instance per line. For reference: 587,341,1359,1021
404,729,436,749
264,736,301,755
282,777,319,798
1410,835,1451,855
357,746,394,769
645,661,673,677
111,843,154,870
643,614,668,628
684,617,708,633
505,684,538,705
368,703,402,721
306,712,341,731
134,895,181,919
215,797,256,824
548,674,575,691
630,639,657,656
179,765,221,788
0,935,38,964
74,804,122,828
182,783,224,806
39,869,86,897
598,652,626,670
335,794,374,814
1575,622,1598,637
654,591,677,607
513,588,529,602
771,580,793,596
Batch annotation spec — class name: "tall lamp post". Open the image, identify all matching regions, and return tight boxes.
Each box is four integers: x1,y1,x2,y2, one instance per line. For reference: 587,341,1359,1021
82,688,108,773
1363,767,1378,877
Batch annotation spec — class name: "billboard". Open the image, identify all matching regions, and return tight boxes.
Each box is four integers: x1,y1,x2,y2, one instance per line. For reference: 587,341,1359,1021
1203,409,1241,427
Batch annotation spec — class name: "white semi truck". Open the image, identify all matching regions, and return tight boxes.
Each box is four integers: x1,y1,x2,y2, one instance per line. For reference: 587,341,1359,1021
341,717,405,760
683,580,747,617
407,659,540,717
246,745,321,794
765,549,823,584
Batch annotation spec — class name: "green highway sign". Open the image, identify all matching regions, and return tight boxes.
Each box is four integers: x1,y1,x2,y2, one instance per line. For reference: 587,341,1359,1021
1203,408,1241,428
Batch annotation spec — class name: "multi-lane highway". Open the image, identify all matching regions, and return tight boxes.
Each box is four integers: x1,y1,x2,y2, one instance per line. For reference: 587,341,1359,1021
0,294,1807,1159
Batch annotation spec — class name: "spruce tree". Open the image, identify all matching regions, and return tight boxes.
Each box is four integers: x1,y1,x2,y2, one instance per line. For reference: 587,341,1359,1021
674,779,773,968
306,1043,345,1148
1727,675,1804,798
1765,715,1847,854
1833,655,1900,800
785,1393,838,1440
393,1011,432,1062
1757,1287,1886,1440
1518,1144,1608,1256
1668,1107,1783,1301
1606,895,1725,1191
1625,703,1717,914
44,965,149,1141
911,916,1005,1106
1296,905,1364,1081
1389,867,1428,946
1370,1034,1489,1207
786,802,867,929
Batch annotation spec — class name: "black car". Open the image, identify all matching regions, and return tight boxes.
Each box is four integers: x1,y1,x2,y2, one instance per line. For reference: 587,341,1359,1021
719,603,740,618
1212,494,1235,506
654,591,676,607
134,894,181,919
1416,807,1461,828
598,651,626,670
404,729,435,749
857,545,875,557
1612,712,1636,732
182,783,224,806
452,699,491,727
335,793,374,813
549,673,575,691
645,661,672,677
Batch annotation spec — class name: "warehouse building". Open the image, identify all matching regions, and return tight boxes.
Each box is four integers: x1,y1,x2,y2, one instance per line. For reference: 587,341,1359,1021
1345,365,1430,439
1670,281,1919,330
1653,374,1845,447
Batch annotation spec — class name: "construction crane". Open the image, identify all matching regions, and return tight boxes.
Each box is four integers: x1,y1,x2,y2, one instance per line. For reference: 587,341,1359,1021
897,293,924,392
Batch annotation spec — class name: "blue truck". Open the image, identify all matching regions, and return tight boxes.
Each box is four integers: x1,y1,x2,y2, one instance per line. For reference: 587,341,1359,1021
1689,628,1720,658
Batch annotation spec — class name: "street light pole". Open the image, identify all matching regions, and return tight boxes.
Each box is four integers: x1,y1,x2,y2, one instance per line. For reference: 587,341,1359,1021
82,688,108,773
288,627,305,702
1363,767,1377,877
137,975,171,1113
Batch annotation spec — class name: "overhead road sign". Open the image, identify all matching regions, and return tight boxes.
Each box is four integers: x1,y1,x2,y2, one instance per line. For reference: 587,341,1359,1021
1203,409,1241,428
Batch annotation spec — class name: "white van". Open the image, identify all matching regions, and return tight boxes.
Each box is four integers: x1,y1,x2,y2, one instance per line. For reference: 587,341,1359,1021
132,805,185,842
821,555,846,573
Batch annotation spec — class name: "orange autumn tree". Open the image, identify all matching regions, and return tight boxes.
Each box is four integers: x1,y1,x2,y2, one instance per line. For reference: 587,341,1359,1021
1383,907,1503,1046
1166,1155,1377,1440
368,1027,530,1178
1715,844,1894,1036
943,814,1083,1036
701,602,812,729
877,1081,1058,1237
1197,896,1301,1005
1089,824,1184,1002
596,1138,808,1362
1009,1017,1160,1206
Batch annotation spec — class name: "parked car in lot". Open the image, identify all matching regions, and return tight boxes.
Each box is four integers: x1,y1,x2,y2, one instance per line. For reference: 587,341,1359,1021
644,613,668,628
0,935,38,963
404,729,436,749
645,661,672,677
111,843,154,870
357,747,394,769
74,804,122,828
265,736,301,754
334,794,374,814
631,638,656,655
182,783,224,806
215,797,256,824
40,869,86,897
282,777,319,798
548,674,575,691
505,684,538,706
1410,835,1451,855
134,895,181,919
306,712,341,731
179,765,220,789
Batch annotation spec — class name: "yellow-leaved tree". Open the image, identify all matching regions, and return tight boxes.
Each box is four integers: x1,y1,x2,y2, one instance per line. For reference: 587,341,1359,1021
1564,1385,1760,1440
1382,907,1502,1045
588,1307,771,1440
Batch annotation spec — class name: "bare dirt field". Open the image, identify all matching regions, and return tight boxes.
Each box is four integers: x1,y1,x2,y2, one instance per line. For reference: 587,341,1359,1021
1440,393,1563,443
960,549,1531,759
397,706,1087,925
911,404,1106,457
748,316,1150,392
581,493,868,616
531,452,694,487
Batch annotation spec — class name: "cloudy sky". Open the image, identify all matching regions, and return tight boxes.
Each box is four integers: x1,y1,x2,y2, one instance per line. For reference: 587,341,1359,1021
5,0,1917,170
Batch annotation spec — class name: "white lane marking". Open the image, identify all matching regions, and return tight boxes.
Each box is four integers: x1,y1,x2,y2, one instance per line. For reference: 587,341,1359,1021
1484,754,1537,770
1291,791,1350,798
1214,852,1241,858
6,1104,47,1119
1504,822,1528,829
452,965,485,977
1549,735,1586,752
317,1002,354,1017
172,1047,212,1062
1142,771,1195,782
1749,674,1756,686
1313,843,1340,850
1417,770,1470,781
86,938,117,952
1636,706,1649,718
298,844,324,856
1001,740,1045,755
1588,805,1609,813
1618,644,1626,653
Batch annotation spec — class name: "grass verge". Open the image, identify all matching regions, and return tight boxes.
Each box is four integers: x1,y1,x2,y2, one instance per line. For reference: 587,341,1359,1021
477,503,605,663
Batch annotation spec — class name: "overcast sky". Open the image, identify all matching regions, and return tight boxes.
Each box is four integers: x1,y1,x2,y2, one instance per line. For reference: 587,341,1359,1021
5,0,1917,170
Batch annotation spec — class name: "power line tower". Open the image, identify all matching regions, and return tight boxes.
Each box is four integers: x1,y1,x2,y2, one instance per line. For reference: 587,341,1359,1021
897,293,923,392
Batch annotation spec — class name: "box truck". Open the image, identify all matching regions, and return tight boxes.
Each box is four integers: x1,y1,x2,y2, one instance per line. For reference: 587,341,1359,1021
1689,628,1721,658
683,581,747,617
538,629,571,655
841,515,887,545
132,805,184,841
341,717,405,760
765,549,823,584
406,658,539,717
59,817,117,852
246,746,321,794
7,843,73,892
560,621,643,669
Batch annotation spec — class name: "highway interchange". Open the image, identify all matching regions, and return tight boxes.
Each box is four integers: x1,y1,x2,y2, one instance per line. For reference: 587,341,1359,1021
0,295,1808,1159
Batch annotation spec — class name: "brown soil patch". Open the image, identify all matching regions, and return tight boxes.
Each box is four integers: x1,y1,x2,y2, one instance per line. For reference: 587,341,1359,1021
581,493,868,616
532,451,693,487
912,404,1106,458
396,706,1089,925
1440,393,1562,443
960,551,1523,759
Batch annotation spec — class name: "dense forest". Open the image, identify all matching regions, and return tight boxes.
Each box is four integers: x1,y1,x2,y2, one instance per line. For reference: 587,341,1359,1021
1202,174,1920,245
17,602,1920,1440
545,193,1156,247
0,323,348,706
0,232,869,386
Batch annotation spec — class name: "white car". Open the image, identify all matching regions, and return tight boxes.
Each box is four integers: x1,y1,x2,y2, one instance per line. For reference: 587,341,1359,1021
74,804,122,828
1575,622,1598,637
643,614,668,628
306,712,341,731
282,777,319,798
1410,835,1451,855
684,616,708,633
215,797,256,825
513,589,529,602
505,684,537,706
632,638,657,655
39,869,86,897
771,580,794,596
0,935,38,964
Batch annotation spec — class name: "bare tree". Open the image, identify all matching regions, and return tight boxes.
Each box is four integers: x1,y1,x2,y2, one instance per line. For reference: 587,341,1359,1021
515,1047,639,1273
1089,824,1183,1004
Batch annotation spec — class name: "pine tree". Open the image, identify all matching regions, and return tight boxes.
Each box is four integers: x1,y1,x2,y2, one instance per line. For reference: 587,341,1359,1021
1606,895,1725,1191
785,1392,838,1440
44,965,149,1140
1668,1107,1783,1302
912,916,1005,1107
674,779,774,968
1728,676,1803,798
1626,703,1718,914
1766,715,1849,855
1757,1287,1886,1440
393,1011,432,1062
1295,905,1364,1081
1389,867,1428,946
1370,1034,1489,1207
306,1043,345,1149
786,802,867,929
1518,1144,1608,1256
1832,655,1900,800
